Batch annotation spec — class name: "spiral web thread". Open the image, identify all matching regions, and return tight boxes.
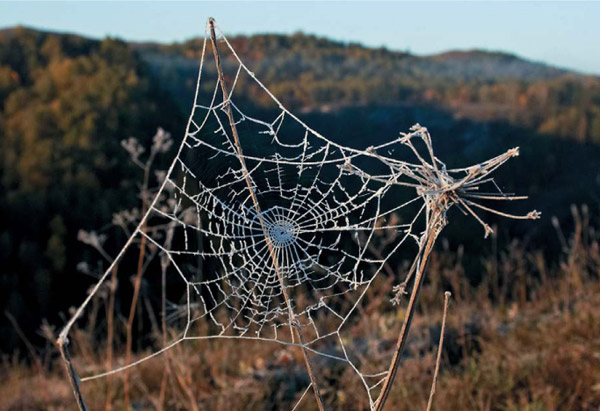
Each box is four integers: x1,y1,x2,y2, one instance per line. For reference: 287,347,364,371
58,19,540,410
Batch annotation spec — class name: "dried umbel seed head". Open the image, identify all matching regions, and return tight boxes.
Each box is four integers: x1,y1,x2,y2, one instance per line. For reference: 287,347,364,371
369,125,540,238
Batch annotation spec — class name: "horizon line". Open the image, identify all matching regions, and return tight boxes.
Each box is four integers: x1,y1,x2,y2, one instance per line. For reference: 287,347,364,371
2,22,594,77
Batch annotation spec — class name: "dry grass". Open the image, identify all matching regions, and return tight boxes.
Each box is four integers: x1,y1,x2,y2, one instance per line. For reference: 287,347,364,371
2,205,599,410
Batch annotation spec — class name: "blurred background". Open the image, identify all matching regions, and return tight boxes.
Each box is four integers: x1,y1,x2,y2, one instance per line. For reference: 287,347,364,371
0,2,599,409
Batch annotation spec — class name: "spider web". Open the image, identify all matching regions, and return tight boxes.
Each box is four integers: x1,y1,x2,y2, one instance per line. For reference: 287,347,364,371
59,19,538,410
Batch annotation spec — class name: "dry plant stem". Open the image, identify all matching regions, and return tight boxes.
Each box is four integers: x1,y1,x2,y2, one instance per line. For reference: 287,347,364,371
4,311,43,373
171,353,200,411
426,291,451,411
158,362,169,411
124,156,153,408
58,339,88,411
124,220,148,409
208,18,325,411
105,264,118,411
158,262,168,410
159,226,175,411
374,209,442,411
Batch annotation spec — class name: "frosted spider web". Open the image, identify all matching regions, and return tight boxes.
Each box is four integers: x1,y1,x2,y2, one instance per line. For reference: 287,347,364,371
58,19,539,410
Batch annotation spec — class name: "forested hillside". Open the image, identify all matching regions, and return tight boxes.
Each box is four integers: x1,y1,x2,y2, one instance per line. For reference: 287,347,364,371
0,27,183,350
0,26,599,355
139,32,600,142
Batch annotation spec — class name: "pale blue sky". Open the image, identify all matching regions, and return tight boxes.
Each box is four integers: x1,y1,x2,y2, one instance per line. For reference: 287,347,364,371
1,2,598,75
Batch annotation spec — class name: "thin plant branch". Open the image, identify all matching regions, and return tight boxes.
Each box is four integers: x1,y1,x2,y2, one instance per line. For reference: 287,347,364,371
5,310,43,374
426,291,451,411
58,338,88,411
374,209,443,411
105,264,118,411
208,17,325,409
